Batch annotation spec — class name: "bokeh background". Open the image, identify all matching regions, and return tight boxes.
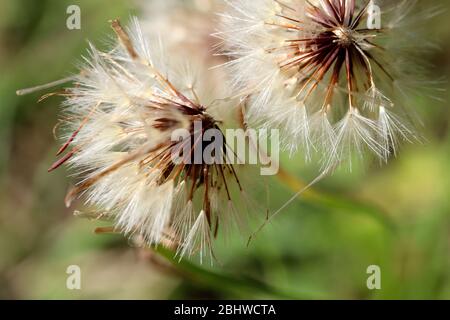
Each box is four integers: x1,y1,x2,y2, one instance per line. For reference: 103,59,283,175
0,0,449,299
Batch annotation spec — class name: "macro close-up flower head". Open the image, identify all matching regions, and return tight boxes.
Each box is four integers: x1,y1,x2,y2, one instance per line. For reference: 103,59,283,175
217,0,439,170
32,18,246,263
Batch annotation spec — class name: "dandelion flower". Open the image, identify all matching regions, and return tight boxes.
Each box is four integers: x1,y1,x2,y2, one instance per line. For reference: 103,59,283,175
218,0,434,169
39,18,243,262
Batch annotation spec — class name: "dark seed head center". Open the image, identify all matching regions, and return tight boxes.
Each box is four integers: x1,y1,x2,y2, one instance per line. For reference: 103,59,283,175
333,27,355,47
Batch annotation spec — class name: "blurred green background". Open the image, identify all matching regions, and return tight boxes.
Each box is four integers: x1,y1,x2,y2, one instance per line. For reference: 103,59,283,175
0,0,449,299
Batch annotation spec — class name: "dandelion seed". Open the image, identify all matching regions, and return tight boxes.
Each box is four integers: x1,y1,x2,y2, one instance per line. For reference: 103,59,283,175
178,210,214,264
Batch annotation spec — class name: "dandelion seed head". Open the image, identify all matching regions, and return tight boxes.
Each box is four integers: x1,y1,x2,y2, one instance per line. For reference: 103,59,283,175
49,18,242,262
218,0,433,170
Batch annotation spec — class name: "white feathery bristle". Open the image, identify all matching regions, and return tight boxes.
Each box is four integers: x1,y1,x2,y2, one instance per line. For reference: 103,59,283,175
178,210,213,264
172,200,196,244
331,108,386,171
378,106,416,159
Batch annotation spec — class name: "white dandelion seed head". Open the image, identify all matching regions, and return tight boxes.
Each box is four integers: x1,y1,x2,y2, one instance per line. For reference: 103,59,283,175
52,17,243,262
218,0,434,170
